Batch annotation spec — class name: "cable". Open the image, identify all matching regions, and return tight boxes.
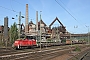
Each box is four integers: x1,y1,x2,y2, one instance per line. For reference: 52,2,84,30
59,0,75,16
10,0,36,23
55,0,76,20
11,0,27,16
0,5,19,13
12,0,25,6
10,0,26,16
55,0,88,33
59,0,84,25
0,0,25,17
10,0,14,12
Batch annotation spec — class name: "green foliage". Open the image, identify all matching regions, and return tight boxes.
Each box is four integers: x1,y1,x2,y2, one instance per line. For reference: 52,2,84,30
61,39,66,43
9,22,18,44
74,45,81,51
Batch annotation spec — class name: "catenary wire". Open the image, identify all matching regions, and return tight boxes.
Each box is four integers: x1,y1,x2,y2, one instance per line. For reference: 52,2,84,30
55,0,88,33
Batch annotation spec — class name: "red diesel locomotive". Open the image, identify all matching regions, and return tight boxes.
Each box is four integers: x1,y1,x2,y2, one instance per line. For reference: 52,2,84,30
12,35,37,49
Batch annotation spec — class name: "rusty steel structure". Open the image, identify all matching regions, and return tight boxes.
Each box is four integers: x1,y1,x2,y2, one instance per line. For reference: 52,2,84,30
38,19,47,30
49,17,66,33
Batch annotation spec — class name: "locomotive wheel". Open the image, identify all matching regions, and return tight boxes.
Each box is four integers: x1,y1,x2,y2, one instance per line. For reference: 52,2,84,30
31,46,34,49
28,46,34,49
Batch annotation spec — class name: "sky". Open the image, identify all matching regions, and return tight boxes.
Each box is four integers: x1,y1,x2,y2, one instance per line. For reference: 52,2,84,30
0,0,90,34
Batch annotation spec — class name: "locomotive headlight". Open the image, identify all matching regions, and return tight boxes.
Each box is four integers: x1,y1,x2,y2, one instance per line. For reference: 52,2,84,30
15,41,19,43
33,40,35,41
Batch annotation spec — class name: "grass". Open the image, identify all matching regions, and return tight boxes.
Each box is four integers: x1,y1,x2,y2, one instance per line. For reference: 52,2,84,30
74,45,81,51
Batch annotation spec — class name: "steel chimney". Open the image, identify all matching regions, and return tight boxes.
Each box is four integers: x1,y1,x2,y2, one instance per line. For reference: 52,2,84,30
25,4,29,33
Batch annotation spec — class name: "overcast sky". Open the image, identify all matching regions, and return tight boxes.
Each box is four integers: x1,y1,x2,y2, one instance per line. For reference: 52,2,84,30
0,0,90,34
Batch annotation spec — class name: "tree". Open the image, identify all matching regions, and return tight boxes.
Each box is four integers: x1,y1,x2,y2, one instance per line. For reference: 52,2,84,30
9,22,18,45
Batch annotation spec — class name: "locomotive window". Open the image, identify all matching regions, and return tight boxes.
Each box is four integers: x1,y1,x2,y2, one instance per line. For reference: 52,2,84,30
26,36,36,40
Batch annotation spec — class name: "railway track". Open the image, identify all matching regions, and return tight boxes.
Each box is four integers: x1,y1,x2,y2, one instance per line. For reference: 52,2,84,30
67,45,90,60
0,48,73,60
0,45,70,56
0,45,73,60
0,44,86,60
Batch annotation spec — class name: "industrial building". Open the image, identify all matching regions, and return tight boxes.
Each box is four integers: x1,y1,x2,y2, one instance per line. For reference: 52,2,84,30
0,4,89,44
